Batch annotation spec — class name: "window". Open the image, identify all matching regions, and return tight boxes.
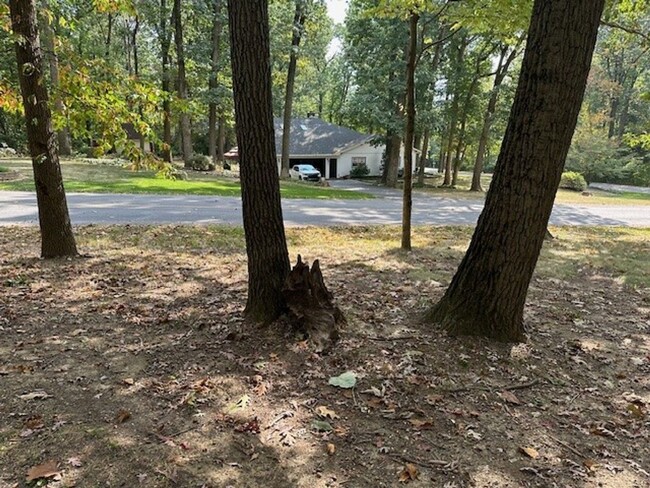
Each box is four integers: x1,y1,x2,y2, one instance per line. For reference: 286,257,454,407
351,157,367,167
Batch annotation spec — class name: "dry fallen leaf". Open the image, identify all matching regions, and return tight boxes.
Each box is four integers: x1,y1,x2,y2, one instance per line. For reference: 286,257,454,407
26,460,59,482
122,378,135,386
316,405,339,420
24,415,44,430
67,457,83,468
398,463,419,483
583,458,599,471
115,409,131,424
519,446,540,459
408,418,434,430
500,391,522,405
326,443,336,455
18,390,52,401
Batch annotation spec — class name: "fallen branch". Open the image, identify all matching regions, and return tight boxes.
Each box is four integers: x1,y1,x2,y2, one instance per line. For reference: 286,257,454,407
548,434,587,459
389,453,455,470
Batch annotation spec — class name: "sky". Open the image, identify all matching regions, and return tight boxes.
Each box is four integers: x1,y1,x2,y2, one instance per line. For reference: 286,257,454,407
326,0,348,24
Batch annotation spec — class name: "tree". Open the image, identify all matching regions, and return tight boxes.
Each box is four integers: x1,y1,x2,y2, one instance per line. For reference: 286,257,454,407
401,11,417,250
159,0,173,163
424,0,605,342
9,0,78,258
207,0,225,166
227,0,291,322
173,0,193,166
280,0,306,179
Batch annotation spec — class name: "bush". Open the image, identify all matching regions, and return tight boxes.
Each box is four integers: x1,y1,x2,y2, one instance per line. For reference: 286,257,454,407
189,154,215,171
350,163,370,178
559,171,588,191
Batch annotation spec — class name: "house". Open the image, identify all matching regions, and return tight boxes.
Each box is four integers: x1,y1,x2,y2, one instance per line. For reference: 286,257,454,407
274,117,386,179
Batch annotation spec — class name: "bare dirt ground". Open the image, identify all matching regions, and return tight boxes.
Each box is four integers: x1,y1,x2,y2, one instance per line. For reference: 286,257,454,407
1,225,649,488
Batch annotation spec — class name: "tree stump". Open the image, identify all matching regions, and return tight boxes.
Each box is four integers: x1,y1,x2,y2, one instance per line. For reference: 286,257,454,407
282,255,344,352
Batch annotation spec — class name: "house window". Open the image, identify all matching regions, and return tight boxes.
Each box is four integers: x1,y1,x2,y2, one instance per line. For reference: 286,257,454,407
351,156,367,167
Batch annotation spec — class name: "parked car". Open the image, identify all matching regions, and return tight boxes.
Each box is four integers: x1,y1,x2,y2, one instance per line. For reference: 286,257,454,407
290,164,321,181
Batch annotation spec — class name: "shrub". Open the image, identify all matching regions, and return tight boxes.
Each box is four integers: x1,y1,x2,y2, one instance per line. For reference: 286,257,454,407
350,163,370,178
559,171,588,191
0,165,9,172
189,154,215,171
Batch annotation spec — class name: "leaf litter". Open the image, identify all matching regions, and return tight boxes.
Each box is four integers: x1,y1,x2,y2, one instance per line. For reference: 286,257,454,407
0,225,649,487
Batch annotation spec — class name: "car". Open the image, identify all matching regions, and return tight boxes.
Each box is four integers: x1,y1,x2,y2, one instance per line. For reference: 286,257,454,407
290,164,321,181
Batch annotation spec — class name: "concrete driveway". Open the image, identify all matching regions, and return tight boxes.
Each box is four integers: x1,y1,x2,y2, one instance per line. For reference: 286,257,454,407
1,187,648,227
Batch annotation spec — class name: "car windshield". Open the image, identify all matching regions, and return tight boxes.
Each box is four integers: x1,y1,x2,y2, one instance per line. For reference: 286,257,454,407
299,165,317,172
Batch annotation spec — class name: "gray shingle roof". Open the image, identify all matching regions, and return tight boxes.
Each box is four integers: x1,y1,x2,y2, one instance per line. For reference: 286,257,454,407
274,117,373,156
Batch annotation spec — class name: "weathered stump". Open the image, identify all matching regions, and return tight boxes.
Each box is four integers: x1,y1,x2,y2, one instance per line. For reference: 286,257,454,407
282,255,344,352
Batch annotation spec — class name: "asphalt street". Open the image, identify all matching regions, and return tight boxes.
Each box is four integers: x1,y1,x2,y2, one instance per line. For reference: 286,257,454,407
1,184,648,227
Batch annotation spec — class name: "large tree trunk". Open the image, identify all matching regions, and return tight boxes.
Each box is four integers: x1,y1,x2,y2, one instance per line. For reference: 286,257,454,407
173,0,193,166
10,0,78,258
424,0,605,342
228,0,291,322
401,12,418,251
416,127,429,186
40,13,71,156
208,0,224,166
280,1,306,179
160,0,173,163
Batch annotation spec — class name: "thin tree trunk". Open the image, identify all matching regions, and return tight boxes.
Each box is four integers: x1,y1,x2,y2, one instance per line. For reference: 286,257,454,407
417,127,429,186
401,12,418,251
10,0,77,258
105,13,112,58
443,94,458,186
280,1,306,179
173,0,193,166
228,0,291,322
217,115,226,162
160,0,172,162
208,0,224,165
40,13,71,156
424,0,605,342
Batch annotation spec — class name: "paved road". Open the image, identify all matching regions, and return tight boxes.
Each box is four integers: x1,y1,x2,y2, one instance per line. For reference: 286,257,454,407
1,187,648,227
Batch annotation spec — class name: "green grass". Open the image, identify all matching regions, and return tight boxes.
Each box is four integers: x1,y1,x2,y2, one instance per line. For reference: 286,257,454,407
0,166,9,172
0,158,372,200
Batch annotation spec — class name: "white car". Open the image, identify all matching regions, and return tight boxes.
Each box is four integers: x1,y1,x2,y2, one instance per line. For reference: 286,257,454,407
290,164,321,181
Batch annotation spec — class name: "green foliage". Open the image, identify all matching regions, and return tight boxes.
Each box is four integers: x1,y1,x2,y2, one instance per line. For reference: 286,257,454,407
559,172,588,192
350,162,370,177
188,154,215,171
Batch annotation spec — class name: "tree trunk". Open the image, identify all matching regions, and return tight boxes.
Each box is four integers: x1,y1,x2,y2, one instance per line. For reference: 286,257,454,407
442,94,458,186
208,0,224,166
217,115,226,162
424,0,605,342
160,0,172,163
280,1,307,179
401,12,418,251
10,0,78,258
386,132,401,188
417,127,429,186
40,14,71,156
228,0,291,322
105,13,112,58
173,0,193,166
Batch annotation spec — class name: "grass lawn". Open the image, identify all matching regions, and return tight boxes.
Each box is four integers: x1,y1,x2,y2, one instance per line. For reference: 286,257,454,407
0,158,373,200
1,224,648,487
413,172,650,205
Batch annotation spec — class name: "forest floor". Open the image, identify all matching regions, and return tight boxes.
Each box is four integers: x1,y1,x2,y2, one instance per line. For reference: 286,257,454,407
1,225,649,488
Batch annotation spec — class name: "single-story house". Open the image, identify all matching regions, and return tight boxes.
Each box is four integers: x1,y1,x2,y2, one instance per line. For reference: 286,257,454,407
120,123,153,153
274,117,386,179
224,118,416,179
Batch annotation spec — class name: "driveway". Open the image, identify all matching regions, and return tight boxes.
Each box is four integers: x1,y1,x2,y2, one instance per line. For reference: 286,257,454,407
1,188,648,227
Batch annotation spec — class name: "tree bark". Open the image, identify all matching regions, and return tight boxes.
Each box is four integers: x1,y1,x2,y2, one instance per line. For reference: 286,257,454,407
401,12,418,251
417,126,429,186
10,0,78,258
40,14,71,156
173,0,193,166
160,0,173,162
424,0,605,342
280,1,307,179
208,0,224,166
228,0,291,322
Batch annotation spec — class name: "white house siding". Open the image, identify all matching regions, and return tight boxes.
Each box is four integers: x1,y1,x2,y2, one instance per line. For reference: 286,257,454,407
337,143,384,177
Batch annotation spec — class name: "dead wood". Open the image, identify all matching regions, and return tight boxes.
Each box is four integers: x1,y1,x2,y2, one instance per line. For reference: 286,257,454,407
282,255,345,352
